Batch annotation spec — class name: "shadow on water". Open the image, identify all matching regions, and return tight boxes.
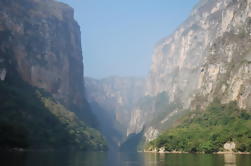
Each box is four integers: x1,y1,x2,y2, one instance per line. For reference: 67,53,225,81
0,151,107,166
0,151,251,166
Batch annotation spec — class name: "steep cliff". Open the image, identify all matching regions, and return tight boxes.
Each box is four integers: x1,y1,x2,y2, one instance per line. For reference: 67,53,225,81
85,77,145,147
128,0,251,145
148,0,251,109
0,0,106,150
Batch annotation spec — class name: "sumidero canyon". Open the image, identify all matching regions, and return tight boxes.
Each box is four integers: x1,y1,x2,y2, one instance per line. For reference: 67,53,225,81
0,0,251,166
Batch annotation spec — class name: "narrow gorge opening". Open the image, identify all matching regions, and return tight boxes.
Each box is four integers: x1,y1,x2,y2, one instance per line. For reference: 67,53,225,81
58,0,201,152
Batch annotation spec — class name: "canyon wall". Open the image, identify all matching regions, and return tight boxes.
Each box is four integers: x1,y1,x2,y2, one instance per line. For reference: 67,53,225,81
0,0,88,114
0,0,105,150
128,0,251,143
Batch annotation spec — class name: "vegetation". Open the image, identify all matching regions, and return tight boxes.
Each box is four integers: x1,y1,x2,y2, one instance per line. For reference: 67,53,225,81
146,100,251,153
137,92,181,129
120,92,183,152
0,77,107,151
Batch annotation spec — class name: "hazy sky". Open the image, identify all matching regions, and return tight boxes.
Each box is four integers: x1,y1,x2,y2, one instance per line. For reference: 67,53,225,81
59,0,198,79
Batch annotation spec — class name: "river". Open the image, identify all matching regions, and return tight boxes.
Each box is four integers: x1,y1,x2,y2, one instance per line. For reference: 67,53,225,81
1,151,251,166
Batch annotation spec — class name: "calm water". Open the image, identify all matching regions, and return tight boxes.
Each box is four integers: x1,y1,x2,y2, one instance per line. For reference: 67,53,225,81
1,151,251,166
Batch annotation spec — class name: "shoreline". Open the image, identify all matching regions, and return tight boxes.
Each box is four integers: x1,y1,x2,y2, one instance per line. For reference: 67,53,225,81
142,151,250,155
215,151,250,155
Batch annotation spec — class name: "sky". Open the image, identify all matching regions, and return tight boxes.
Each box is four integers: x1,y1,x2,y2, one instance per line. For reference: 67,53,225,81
59,0,198,79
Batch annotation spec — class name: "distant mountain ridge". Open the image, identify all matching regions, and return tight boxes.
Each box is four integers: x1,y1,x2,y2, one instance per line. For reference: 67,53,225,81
85,76,145,148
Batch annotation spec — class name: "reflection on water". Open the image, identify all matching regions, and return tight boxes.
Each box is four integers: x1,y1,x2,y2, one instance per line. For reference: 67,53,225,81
224,154,236,166
0,151,250,166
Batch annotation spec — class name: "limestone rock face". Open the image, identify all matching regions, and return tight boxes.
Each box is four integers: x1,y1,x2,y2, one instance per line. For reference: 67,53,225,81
129,0,251,142
144,127,159,142
148,0,251,109
0,0,86,111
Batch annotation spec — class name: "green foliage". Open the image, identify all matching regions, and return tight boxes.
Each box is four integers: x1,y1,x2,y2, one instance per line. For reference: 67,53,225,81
41,96,107,151
122,92,182,151
147,101,251,153
0,79,107,151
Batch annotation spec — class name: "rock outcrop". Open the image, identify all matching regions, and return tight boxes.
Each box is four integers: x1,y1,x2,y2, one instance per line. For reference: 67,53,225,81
224,142,236,152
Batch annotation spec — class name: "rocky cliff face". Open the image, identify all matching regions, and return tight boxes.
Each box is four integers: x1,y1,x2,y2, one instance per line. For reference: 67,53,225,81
0,0,106,150
0,0,94,122
85,77,145,145
128,0,251,143
148,0,251,109
194,0,251,110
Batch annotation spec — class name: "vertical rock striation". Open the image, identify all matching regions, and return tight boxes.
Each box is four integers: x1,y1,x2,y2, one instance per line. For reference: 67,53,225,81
147,0,251,109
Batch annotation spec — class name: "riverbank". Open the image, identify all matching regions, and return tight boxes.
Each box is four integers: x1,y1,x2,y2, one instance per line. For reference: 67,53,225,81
143,150,250,155
143,150,188,154
216,151,250,155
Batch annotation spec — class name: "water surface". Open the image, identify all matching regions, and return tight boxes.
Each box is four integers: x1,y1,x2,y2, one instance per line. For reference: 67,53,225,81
1,151,250,166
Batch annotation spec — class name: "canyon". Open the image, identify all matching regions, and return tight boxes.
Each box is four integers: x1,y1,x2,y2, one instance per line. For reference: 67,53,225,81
0,0,251,153
86,0,251,151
